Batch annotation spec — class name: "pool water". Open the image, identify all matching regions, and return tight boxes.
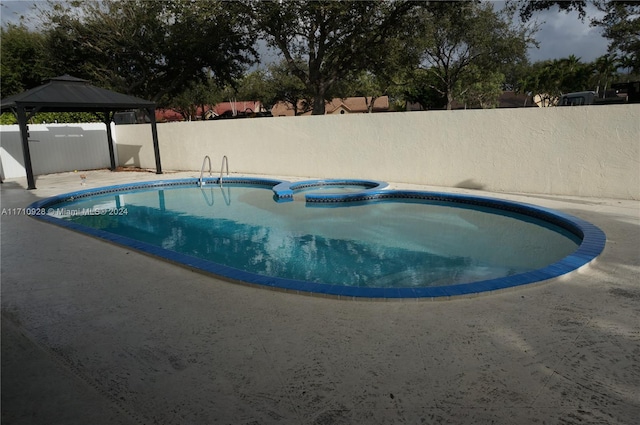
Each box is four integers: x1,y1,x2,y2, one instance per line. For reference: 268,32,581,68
49,184,580,288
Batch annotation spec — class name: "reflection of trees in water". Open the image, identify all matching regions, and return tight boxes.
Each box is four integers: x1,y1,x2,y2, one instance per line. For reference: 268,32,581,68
70,204,479,288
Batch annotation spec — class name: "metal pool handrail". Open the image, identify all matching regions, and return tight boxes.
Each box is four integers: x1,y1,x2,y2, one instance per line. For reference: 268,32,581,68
199,155,212,187
220,155,229,187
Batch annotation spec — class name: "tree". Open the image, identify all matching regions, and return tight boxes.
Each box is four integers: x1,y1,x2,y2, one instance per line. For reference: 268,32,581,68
0,24,100,124
266,61,312,115
513,1,639,75
235,69,276,110
401,68,448,110
247,0,419,115
0,24,50,97
509,0,588,21
40,0,256,103
339,71,389,113
619,55,639,81
169,78,223,121
415,1,533,110
592,1,640,75
456,66,505,109
592,54,620,96
517,56,595,106
342,34,421,113
557,55,595,93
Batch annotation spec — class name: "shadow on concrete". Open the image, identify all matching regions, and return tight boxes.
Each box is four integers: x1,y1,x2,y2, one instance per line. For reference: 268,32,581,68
455,179,484,190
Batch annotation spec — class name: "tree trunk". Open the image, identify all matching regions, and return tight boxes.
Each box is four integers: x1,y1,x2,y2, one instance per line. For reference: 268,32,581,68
312,95,326,115
367,96,378,113
446,91,454,110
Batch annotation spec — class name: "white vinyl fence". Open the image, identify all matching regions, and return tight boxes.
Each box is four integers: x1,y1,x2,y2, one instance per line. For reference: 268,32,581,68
0,123,112,179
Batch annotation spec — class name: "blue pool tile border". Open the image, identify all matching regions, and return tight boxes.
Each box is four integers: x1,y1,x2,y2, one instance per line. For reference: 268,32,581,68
273,179,388,201
27,178,606,300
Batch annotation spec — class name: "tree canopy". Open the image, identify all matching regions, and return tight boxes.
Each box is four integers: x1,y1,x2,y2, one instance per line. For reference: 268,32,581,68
414,1,533,109
593,1,640,75
1,0,636,122
0,24,50,97
513,0,639,75
246,0,420,114
39,0,257,104
510,0,589,21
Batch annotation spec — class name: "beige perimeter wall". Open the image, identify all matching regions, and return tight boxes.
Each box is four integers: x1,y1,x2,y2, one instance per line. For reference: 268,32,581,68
115,105,640,199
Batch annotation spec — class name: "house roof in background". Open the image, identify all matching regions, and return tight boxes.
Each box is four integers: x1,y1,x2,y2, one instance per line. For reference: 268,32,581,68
155,101,265,122
325,96,390,114
213,101,263,116
497,91,535,108
272,96,391,116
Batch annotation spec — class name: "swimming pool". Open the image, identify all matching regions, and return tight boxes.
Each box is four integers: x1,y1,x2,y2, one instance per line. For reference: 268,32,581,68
28,177,606,299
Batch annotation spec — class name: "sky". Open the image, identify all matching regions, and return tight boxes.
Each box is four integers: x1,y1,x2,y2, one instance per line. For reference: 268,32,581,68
525,3,608,63
0,0,610,64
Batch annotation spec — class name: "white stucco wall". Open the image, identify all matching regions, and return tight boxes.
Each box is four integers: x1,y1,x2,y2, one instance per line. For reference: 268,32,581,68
115,105,639,200
0,123,113,179
1,107,636,199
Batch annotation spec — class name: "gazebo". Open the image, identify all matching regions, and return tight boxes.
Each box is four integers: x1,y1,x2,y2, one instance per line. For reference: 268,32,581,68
0,75,162,189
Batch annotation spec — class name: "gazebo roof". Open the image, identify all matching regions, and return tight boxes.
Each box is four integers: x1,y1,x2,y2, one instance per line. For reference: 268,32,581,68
1,75,162,190
0,75,155,113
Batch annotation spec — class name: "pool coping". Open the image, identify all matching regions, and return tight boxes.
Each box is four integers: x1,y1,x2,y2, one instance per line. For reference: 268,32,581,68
273,178,388,201
26,177,607,300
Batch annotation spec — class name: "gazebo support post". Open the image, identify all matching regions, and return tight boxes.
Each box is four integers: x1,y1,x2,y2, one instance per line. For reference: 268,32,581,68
1,76,162,189
148,107,162,174
104,111,117,171
16,106,37,190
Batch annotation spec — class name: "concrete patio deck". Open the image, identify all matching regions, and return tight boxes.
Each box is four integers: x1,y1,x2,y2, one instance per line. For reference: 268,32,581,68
2,170,639,425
